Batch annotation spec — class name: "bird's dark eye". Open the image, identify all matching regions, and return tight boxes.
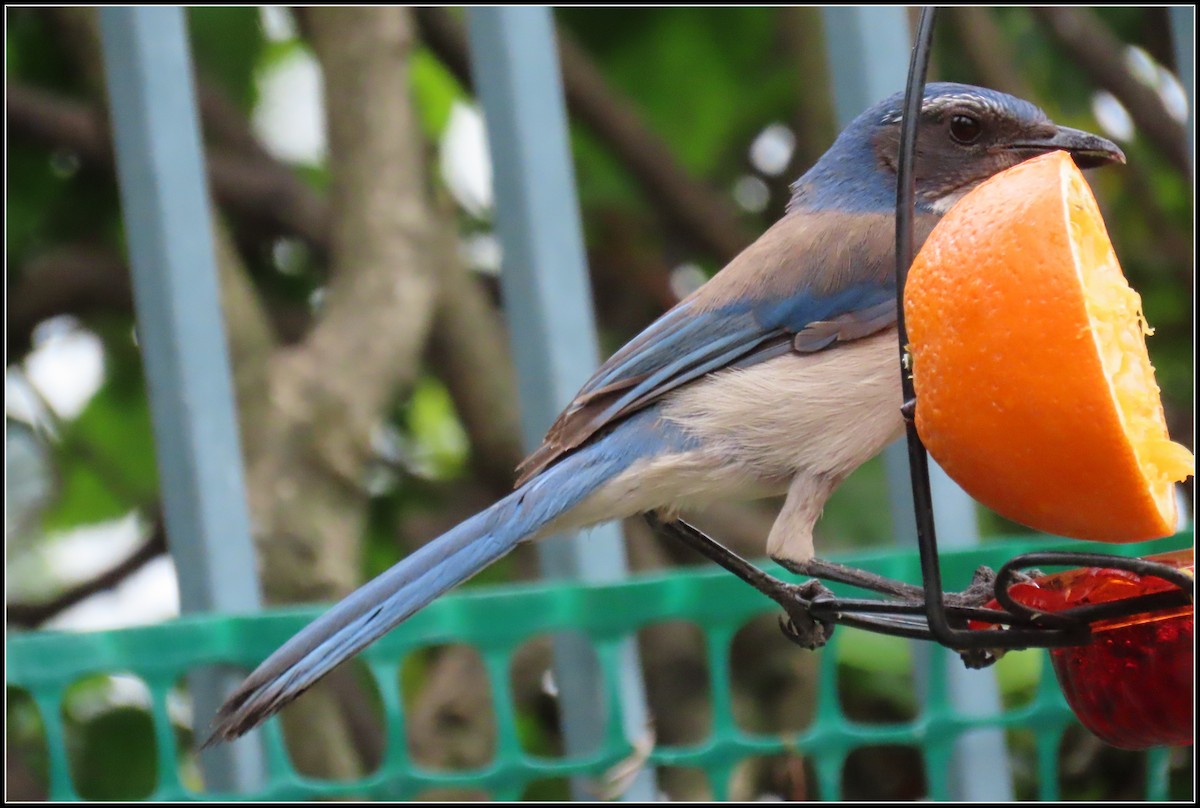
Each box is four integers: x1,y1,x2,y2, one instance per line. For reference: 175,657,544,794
949,114,983,144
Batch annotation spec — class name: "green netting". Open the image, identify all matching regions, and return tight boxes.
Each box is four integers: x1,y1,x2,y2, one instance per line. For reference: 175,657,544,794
7,531,1192,800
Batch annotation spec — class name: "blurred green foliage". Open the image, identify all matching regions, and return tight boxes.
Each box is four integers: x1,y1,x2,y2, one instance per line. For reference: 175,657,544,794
188,7,265,112
69,705,158,800
43,352,158,531
6,7,1192,801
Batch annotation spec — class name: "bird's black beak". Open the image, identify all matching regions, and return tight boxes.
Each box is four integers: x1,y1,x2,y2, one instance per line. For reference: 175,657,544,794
1003,125,1126,169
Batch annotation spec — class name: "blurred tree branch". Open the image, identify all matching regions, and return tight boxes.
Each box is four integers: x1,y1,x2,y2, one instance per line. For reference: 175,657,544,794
413,7,753,264
8,76,777,551
4,239,317,360
1030,7,1190,176
944,7,1034,100
7,83,110,161
7,83,329,261
552,23,753,262
7,518,167,629
7,244,131,357
8,79,527,491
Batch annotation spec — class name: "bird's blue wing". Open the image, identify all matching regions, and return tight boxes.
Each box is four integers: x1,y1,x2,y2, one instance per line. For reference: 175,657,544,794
515,211,921,485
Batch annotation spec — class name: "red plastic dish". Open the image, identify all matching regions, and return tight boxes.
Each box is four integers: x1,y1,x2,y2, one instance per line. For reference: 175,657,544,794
984,549,1193,750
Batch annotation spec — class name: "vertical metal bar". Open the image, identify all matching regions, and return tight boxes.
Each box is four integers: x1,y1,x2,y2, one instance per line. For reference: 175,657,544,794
821,7,1014,801
1170,4,1195,536
465,8,656,801
822,7,914,127
99,7,264,794
1169,6,1194,171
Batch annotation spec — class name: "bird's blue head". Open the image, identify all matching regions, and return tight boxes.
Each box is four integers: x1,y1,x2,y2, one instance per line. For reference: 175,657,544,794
789,82,1124,214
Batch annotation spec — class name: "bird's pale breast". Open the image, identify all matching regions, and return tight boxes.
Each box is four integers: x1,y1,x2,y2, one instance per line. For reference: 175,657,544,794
661,329,905,481
550,330,904,536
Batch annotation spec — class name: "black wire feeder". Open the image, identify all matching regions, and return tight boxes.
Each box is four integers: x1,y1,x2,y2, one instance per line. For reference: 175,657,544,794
646,6,1193,667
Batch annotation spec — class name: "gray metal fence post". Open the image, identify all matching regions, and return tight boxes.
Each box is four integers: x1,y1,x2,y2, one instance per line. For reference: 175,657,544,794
465,7,657,801
99,7,264,794
1170,6,1194,170
821,6,1015,801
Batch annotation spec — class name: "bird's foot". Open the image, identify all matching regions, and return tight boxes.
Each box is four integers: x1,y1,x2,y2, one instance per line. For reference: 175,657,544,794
644,516,837,649
941,565,1009,669
945,565,1000,608
777,578,836,650
900,396,917,423
768,557,838,647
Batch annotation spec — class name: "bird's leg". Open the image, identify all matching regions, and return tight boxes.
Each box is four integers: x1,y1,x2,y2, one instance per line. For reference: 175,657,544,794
649,517,1017,658
644,514,835,649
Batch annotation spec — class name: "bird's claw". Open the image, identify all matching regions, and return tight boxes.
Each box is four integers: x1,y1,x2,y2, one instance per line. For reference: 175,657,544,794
900,397,917,423
777,578,836,649
959,647,999,669
945,565,999,608
948,565,1004,669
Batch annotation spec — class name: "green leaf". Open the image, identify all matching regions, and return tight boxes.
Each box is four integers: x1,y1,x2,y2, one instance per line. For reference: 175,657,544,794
187,7,266,112
6,144,122,271
819,454,894,550
571,125,647,213
836,627,912,673
406,377,469,481
5,9,79,96
993,648,1043,708
6,687,50,795
837,630,918,718
561,9,794,179
42,459,133,533
259,37,306,71
411,47,466,140
5,145,68,265
70,707,157,800
42,346,158,531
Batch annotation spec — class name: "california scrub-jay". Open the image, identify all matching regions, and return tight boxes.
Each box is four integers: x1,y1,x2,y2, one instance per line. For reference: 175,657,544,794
209,83,1123,740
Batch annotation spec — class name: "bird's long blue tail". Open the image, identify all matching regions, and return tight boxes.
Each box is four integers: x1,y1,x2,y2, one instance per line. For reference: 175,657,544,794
207,497,532,743
205,410,680,744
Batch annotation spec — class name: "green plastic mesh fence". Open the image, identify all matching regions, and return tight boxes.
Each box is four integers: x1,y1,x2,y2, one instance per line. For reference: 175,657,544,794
7,532,1191,800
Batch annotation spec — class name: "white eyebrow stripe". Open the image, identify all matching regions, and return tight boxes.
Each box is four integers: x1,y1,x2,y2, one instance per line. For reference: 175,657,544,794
878,92,1031,125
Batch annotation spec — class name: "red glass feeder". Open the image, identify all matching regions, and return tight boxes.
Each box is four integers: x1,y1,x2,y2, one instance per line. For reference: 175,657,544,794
985,549,1193,749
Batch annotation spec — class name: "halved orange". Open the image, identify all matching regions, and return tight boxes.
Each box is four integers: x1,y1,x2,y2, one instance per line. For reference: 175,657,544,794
904,150,1193,541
